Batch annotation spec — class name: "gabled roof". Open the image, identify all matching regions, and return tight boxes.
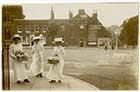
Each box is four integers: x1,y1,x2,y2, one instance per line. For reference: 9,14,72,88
74,9,90,19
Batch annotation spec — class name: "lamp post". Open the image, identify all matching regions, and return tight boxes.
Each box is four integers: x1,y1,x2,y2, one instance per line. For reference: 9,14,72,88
115,31,118,50
2,40,11,90
114,29,120,50
80,24,85,47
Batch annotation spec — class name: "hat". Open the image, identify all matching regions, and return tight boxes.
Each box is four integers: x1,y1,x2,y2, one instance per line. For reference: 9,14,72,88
53,37,64,43
33,36,41,41
39,34,43,40
13,34,21,40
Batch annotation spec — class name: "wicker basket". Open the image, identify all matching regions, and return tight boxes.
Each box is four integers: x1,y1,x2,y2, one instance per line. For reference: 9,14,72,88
48,59,59,64
47,56,59,64
15,51,28,61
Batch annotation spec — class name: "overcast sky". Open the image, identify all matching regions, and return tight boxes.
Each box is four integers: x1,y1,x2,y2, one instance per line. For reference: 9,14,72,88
22,3,139,27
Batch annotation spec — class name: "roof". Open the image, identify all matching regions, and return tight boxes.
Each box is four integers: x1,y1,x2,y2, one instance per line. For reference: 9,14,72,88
14,19,70,25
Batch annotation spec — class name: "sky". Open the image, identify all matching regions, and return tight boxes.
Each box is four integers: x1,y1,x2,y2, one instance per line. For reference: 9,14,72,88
22,3,139,27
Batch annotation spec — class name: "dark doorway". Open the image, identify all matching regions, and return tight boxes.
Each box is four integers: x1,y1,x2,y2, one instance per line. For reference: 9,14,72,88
80,39,83,47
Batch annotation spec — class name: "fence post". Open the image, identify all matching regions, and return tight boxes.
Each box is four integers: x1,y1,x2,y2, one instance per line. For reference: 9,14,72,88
2,42,10,90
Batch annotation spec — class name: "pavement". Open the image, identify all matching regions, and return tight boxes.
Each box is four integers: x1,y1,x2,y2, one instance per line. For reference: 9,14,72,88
10,71,99,90
10,48,138,90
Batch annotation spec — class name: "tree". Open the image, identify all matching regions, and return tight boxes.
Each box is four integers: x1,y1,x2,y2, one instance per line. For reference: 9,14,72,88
98,26,111,38
48,23,58,41
119,15,138,46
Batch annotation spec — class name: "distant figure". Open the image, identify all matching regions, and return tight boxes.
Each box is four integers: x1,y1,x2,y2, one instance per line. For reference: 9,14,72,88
39,34,45,46
80,39,83,47
29,36,44,77
31,37,34,46
47,37,65,83
104,43,108,50
111,44,114,50
9,34,30,84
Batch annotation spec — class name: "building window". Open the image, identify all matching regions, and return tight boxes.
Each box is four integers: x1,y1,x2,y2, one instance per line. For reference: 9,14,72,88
17,25,22,33
4,16,7,22
44,36,46,44
60,25,65,31
42,25,48,33
4,29,11,40
80,25,84,29
22,36,26,44
3,16,10,22
25,25,31,33
34,25,39,32
27,36,30,44
22,36,29,44
7,16,10,21
39,34,46,45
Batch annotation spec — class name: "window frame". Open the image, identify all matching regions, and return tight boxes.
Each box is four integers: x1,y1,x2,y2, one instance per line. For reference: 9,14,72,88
17,25,23,33
42,25,48,33
25,25,31,33
34,25,39,32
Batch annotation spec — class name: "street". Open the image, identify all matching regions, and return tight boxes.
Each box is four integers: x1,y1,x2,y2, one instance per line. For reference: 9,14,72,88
11,47,138,90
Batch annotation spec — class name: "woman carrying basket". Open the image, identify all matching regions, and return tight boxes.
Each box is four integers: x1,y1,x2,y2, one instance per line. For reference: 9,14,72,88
29,36,44,77
47,37,65,83
9,34,30,84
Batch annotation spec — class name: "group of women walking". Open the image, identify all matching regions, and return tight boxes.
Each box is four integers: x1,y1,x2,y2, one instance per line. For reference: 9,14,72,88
9,34,65,84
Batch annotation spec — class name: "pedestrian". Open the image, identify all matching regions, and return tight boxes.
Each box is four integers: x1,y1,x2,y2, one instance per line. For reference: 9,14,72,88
111,44,114,50
104,43,108,50
47,37,65,83
29,36,44,77
39,34,45,47
9,34,30,84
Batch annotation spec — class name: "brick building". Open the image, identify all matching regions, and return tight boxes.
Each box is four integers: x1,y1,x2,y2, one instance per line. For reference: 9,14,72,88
2,5,110,47
2,5,25,44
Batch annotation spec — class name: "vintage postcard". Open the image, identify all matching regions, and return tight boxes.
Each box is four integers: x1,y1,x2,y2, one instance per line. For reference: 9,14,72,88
2,2,139,90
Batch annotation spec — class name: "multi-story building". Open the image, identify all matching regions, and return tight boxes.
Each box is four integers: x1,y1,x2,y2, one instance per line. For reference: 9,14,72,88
2,5,25,44
2,5,110,47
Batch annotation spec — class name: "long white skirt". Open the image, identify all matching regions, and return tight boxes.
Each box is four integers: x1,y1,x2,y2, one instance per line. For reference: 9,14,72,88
47,58,64,81
29,54,43,76
13,60,27,81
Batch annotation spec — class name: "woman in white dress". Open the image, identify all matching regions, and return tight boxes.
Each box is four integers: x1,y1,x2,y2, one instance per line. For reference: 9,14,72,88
29,36,44,77
47,38,65,83
9,34,30,84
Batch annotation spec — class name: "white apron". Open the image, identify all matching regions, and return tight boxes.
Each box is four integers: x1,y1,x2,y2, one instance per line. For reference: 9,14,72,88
9,43,27,81
47,46,65,81
29,43,44,76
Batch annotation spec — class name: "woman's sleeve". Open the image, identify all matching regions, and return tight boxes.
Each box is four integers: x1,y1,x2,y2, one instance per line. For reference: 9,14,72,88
20,43,23,51
62,47,65,56
39,45,44,63
31,46,34,54
53,47,58,56
9,44,16,60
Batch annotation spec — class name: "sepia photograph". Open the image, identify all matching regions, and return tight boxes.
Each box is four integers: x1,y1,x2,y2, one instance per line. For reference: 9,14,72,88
2,2,139,90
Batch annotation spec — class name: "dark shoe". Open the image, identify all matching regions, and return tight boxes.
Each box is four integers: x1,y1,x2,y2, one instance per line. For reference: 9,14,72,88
24,79,30,83
17,81,20,84
49,80,54,83
36,74,40,77
53,80,56,82
49,80,56,83
58,80,61,83
39,73,43,78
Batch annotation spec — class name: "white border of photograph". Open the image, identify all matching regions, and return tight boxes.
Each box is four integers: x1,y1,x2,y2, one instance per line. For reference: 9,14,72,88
0,0,139,92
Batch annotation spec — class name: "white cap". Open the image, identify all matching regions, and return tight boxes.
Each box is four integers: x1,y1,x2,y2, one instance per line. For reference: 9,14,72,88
53,37,64,43
13,34,21,40
33,36,41,41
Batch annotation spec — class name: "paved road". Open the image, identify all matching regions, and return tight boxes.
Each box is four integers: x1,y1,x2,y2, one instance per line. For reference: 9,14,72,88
10,71,99,90
10,47,138,90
